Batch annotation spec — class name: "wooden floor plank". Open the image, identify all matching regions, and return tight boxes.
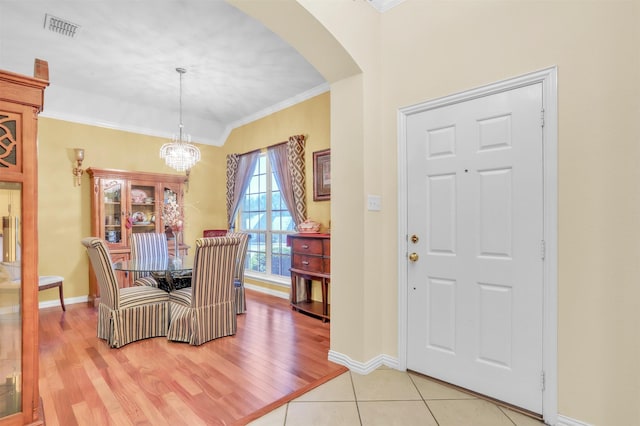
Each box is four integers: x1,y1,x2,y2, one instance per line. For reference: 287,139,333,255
39,289,346,425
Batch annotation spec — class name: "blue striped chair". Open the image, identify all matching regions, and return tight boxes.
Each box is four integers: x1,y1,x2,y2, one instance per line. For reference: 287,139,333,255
167,236,241,345
226,232,249,314
81,237,170,348
130,233,169,287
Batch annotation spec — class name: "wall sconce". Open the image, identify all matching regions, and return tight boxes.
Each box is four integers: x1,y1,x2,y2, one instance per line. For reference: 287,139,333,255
73,148,84,186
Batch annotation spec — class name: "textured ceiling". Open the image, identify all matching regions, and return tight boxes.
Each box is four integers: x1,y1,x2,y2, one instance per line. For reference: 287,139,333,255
0,0,403,146
0,1,331,146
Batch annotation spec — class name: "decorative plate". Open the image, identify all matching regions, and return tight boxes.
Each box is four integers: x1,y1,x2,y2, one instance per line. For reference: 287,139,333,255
131,211,147,223
131,189,148,204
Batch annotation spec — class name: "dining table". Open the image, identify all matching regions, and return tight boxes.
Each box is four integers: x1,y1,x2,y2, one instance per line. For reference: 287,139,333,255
113,256,194,291
112,256,193,274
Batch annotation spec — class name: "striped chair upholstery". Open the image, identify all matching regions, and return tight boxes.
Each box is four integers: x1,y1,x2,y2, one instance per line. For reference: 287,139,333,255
226,232,249,314
81,237,170,348
167,236,241,345
130,233,169,287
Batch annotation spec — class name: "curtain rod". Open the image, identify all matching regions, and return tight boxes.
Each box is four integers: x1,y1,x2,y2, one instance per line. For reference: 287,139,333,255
237,134,305,157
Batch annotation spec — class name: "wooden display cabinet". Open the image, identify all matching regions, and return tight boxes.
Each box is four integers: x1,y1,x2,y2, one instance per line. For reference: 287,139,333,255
0,61,48,425
86,168,188,304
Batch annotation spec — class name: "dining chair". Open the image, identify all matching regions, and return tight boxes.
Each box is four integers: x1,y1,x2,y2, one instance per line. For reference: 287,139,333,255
225,232,249,314
130,233,169,287
81,237,170,348
167,236,241,345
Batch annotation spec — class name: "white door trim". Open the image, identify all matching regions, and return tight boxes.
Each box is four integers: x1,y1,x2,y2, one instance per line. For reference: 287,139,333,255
397,67,558,424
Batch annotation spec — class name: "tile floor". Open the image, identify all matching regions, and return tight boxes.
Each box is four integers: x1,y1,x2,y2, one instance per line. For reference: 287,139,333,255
248,367,545,426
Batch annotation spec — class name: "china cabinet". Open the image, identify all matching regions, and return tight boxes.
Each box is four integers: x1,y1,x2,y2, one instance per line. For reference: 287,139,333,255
87,168,188,303
0,61,48,425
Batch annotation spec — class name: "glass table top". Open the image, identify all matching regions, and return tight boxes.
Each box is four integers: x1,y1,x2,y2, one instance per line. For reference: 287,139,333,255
112,256,193,273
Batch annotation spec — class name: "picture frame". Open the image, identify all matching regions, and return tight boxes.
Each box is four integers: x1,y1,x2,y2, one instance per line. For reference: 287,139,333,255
313,149,331,201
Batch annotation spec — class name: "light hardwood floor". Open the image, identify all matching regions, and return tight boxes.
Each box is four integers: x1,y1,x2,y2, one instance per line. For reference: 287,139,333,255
38,290,346,426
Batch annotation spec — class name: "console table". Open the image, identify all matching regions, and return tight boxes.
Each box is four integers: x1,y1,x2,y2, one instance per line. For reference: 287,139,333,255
288,233,330,322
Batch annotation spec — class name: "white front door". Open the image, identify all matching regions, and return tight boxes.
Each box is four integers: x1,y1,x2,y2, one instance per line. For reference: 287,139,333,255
406,83,544,413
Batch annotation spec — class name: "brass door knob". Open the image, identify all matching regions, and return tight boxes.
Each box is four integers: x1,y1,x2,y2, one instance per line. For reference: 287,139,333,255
409,252,419,262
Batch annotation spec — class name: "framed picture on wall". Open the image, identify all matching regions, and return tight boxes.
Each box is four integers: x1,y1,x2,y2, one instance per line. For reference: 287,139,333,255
313,149,331,201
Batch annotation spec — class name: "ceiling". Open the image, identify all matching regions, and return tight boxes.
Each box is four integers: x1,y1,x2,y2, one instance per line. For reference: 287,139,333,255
1,1,323,146
0,1,402,147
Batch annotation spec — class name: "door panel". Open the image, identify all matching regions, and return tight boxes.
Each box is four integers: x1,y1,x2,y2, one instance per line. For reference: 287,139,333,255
407,83,544,413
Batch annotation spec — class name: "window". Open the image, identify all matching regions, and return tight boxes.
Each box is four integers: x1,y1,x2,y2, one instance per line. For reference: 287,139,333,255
238,153,295,281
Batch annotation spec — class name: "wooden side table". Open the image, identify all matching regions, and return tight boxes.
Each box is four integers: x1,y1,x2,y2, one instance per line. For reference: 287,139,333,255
287,233,330,322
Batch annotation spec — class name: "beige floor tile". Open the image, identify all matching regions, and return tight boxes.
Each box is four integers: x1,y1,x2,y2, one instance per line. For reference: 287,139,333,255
247,404,287,426
427,399,514,426
500,407,545,425
409,373,477,400
351,369,422,401
294,372,355,402
285,401,360,426
358,400,438,426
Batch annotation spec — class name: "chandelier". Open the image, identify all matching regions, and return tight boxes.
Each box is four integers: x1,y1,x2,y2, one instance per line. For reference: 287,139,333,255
160,67,201,172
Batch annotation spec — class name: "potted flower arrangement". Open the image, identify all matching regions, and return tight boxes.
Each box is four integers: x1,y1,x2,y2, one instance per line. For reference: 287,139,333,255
163,198,183,253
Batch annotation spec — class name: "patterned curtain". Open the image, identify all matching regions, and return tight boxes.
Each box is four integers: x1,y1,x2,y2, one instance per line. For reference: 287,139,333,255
268,135,307,226
226,151,260,228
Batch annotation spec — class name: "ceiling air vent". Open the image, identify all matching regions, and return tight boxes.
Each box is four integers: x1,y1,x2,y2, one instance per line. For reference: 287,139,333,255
43,14,80,38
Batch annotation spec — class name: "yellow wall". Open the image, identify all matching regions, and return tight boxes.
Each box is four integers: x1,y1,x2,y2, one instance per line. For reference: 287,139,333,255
36,92,330,302
221,92,331,293
221,92,331,230
37,119,224,301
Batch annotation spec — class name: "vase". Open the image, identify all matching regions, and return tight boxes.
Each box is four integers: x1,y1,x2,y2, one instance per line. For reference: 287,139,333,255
173,231,181,256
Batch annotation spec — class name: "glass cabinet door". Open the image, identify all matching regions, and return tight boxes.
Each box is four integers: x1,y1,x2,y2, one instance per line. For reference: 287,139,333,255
0,182,22,417
129,182,158,236
102,179,124,246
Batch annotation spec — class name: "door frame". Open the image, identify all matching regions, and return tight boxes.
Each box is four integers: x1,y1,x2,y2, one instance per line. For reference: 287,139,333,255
396,67,558,423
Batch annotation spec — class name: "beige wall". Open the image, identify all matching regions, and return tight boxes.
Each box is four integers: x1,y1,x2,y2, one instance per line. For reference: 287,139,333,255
237,0,640,424
377,3,640,424
34,0,640,423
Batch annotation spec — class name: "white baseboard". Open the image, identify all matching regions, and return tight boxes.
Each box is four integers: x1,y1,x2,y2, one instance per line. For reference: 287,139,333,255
327,350,399,375
327,350,591,426
244,283,289,299
555,415,592,426
38,295,88,310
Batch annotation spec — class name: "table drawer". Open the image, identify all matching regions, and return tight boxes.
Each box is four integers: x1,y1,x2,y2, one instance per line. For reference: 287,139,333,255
292,238,324,255
292,254,324,272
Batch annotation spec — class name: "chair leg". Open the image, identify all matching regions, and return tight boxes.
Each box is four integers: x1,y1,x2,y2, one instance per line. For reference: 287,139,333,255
38,276,65,312
58,283,66,311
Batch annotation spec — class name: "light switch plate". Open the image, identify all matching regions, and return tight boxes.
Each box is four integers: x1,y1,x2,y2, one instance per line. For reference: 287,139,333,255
367,195,382,211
